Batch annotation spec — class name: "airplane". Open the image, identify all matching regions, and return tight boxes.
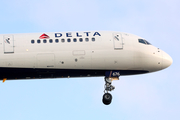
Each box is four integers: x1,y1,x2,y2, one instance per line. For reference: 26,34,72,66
0,31,172,105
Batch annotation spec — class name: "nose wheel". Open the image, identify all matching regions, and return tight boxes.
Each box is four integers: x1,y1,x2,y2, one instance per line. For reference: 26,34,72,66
102,77,116,105
102,93,112,105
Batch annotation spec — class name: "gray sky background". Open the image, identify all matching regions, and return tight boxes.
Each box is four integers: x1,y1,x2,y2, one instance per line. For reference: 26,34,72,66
0,0,179,120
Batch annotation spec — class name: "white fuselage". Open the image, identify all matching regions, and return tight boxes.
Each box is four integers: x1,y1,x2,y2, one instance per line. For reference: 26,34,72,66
0,31,172,80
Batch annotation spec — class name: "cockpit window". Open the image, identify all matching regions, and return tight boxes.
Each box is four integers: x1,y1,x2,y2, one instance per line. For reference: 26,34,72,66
144,40,151,45
138,39,151,45
138,39,146,44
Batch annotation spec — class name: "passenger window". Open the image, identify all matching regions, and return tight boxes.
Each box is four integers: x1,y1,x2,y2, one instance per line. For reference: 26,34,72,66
37,39,41,43
73,38,77,42
43,39,47,43
138,39,146,44
85,38,89,42
67,38,71,42
31,40,35,44
61,39,65,43
55,39,59,43
49,39,53,43
79,38,83,42
92,38,95,42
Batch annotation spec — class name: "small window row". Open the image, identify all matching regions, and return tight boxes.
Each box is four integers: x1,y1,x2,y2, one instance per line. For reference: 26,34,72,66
31,38,95,44
138,39,151,45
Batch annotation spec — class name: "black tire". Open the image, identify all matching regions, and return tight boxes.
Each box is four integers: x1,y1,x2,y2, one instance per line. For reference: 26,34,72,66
102,93,112,105
103,98,111,105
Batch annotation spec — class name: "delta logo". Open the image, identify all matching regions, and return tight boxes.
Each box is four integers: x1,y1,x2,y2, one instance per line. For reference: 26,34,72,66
39,33,50,39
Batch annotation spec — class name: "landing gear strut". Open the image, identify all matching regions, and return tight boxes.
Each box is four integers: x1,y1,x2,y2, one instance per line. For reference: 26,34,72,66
102,71,120,105
102,77,115,105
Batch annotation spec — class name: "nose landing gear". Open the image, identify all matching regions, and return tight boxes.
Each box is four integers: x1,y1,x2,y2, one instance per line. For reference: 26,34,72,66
102,77,117,105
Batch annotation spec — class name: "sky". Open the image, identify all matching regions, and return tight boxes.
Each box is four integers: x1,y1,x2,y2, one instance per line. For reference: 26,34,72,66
0,0,179,120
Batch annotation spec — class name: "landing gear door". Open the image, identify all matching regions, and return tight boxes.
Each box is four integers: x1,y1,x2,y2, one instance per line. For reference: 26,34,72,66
113,33,123,49
3,35,14,53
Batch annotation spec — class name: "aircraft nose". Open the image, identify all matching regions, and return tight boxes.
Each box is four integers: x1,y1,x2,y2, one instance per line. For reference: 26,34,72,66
162,51,173,69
